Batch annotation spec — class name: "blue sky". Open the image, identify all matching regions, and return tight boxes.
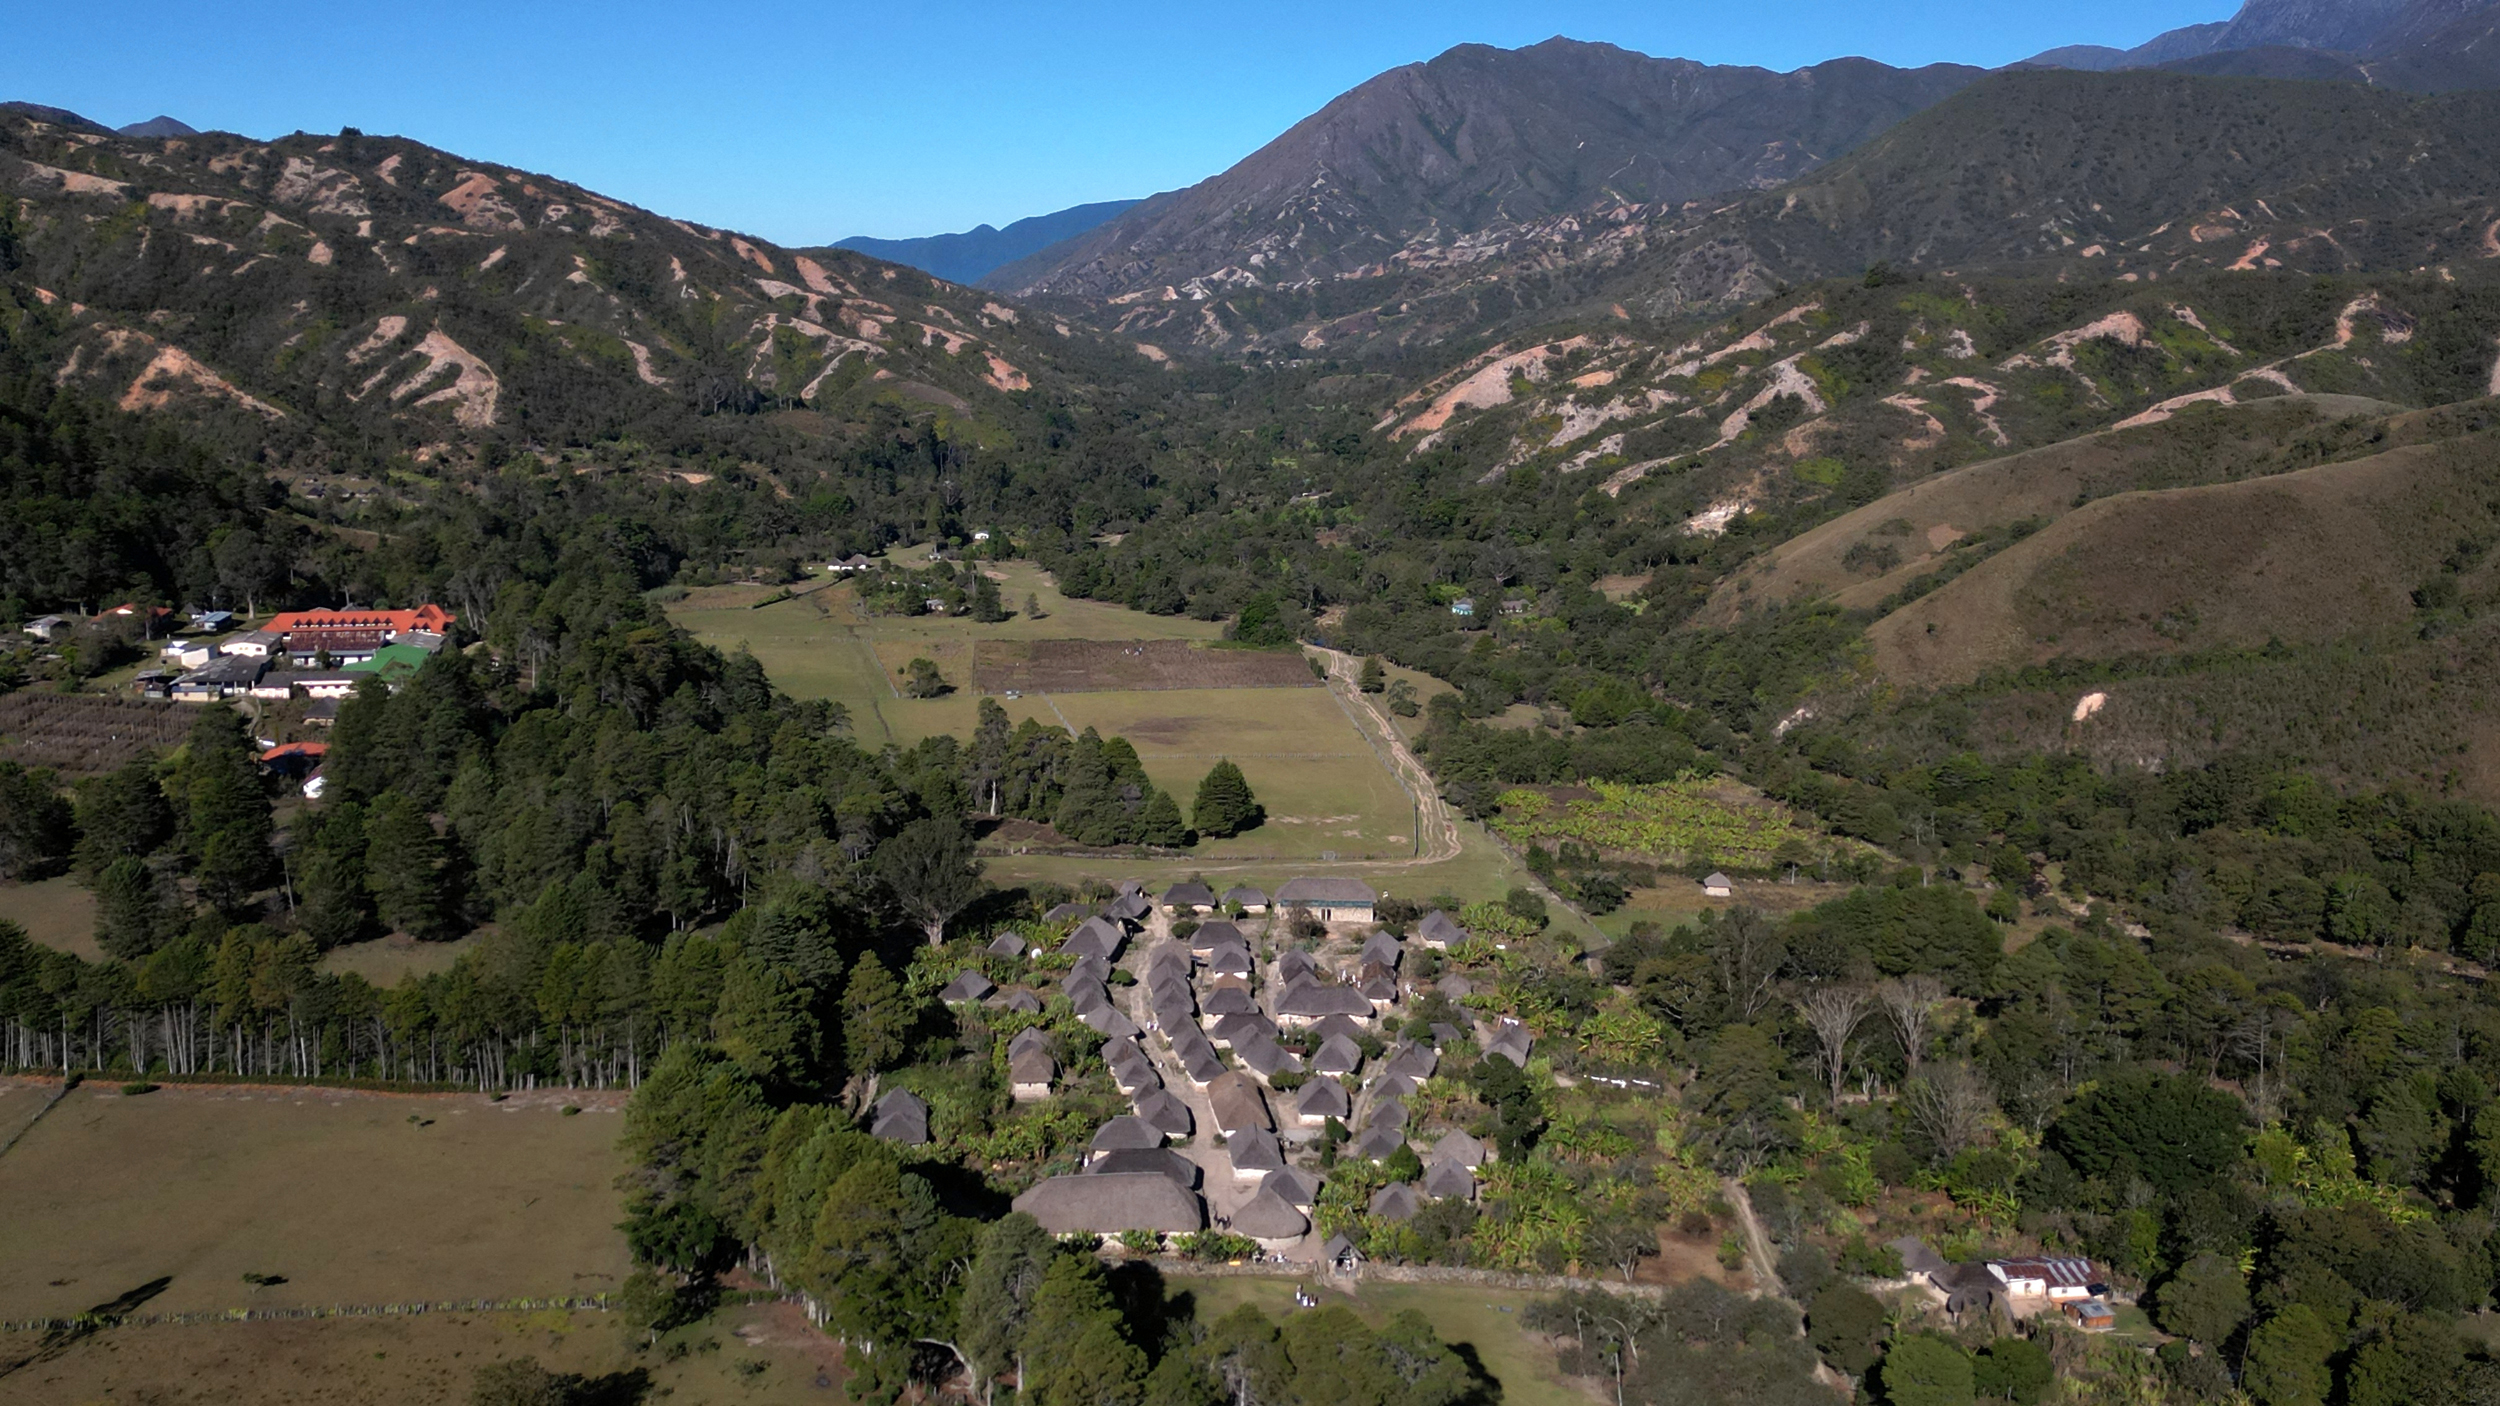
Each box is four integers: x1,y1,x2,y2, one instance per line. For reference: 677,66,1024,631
4,1,2234,244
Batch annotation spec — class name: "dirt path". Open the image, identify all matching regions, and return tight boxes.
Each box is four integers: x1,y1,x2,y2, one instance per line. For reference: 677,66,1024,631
1724,1179,1783,1296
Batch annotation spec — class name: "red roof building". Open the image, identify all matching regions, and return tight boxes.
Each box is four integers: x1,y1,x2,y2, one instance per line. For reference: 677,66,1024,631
264,605,454,639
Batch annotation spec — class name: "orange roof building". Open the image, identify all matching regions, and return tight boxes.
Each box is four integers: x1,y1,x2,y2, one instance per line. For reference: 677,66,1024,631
264,605,454,638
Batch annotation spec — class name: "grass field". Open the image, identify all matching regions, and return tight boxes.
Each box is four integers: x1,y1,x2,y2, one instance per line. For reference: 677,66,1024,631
1179,1276,1581,1406
0,1300,842,1405
667,559,1427,864
5,875,100,960
318,933,484,985
0,1083,631,1322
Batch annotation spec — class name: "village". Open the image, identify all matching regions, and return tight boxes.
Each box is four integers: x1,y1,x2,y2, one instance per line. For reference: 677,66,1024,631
870,876,2122,1334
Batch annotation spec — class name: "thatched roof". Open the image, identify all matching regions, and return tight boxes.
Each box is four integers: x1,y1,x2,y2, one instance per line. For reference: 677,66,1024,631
997,988,1043,1014
1422,1160,1477,1202
1231,1186,1310,1241
1086,1147,1199,1188
1009,1047,1057,1088
1162,881,1217,908
1430,1131,1486,1169
1417,910,1464,947
1090,1115,1165,1153
1207,1072,1273,1135
1360,932,1403,966
1064,977,1109,1013
1204,943,1254,977
1189,920,1245,950
1063,917,1125,960
1262,1166,1323,1208
1276,979,1373,1020
1080,1004,1142,1039
1277,950,1319,984
1306,1012,1366,1045
986,932,1028,958
1368,1182,1421,1221
940,970,996,1004
1136,1088,1195,1138
1223,887,1267,909
1383,1043,1437,1081
870,1090,929,1145
1202,987,1260,1017
1008,1027,1052,1058
1314,1035,1363,1076
1228,1126,1288,1176
1237,1035,1302,1080
1295,1078,1351,1122
1014,1173,1202,1235
1067,955,1111,986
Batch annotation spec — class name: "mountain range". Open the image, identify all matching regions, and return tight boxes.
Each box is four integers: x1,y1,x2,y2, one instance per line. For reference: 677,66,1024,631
834,198,1140,284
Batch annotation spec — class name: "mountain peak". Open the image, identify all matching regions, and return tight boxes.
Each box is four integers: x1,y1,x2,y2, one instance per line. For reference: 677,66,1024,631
117,115,199,139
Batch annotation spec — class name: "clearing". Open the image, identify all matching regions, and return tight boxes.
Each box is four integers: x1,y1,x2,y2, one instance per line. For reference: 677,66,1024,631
667,560,1424,864
1181,1275,1582,1406
5,875,100,960
0,1080,630,1322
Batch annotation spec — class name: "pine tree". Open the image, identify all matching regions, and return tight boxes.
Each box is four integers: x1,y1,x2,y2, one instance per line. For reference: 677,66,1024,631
1054,729,1122,846
364,793,449,939
1359,656,1386,693
1191,759,1262,838
1137,788,1189,846
971,571,1006,623
95,855,168,960
72,756,171,877
969,698,1012,816
841,954,915,1073
1024,592,1043,620
292,801,376,949
180,705,273,911
715,954,825,1095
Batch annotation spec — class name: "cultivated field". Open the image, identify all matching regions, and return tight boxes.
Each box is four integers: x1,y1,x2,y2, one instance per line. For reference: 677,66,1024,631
0,691,195,778
666,559,1424,864
974,637,1317,693
0,1082,631,1322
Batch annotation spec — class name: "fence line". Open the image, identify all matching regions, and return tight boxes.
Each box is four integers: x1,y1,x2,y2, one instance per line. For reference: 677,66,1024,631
1,1294,615,1335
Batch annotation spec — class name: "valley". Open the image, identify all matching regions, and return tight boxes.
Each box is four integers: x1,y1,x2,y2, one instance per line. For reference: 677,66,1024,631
15,3,2500,1405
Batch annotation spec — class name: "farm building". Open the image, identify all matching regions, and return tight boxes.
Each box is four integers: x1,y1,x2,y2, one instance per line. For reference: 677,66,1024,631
1274,877,1377,923
1013,1174,1203,1236
22,614,69,641
1988,1257,2099,1300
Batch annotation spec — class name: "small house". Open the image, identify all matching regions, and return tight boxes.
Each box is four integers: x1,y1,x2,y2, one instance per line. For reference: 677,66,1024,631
938,970,996,1004
1273,877,1377,924
1009,1046,1056,1101
1422,1160,1476,1202
1431,1132,1486,1169
1350,1124,1406,1163
1135,1088,1194,1138
2062,1298,2117,1331
1202,987,1260,1017
21,614,69,641
1500,598,1528,617
1204,943,1255,980
1313,1034,1363,1077
1067,954,1112,986
1223,886,1269,914
1189,920,1245,953
1488,1025,1533,1068
1306,1012,1367,1046
1161,880,1217,914
1359,931,1403,968
1417,910,1465,949
997,988,1043,1014
1206,1072,1274,1137
1042,901,1092,924
1231,1186,1309,1249
986,932,1028,959
1368,1183,1422,1222
1063,917,1125,961
1080,1004,1142,1039
828,554,874,573
1702,872,1734,899
1176,1040,1225,1088
1323,1233,1364,1271
870,1090,929,1146
1089,1115,1166,1158
1262,1166,1322,1208
1277,950,1319,984
1295,1077,1351,1127
1448,598,1475,618
1236,1034,1303,1083
1008,1027,1052,1059
1227,1127,1288,1180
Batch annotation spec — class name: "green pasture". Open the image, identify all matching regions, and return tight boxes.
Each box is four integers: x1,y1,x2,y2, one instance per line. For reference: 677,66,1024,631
1178,1275,1583,1406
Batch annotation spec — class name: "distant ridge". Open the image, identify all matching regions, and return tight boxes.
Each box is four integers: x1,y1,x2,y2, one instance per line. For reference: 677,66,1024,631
834,199,1141,284
117,115,198,138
